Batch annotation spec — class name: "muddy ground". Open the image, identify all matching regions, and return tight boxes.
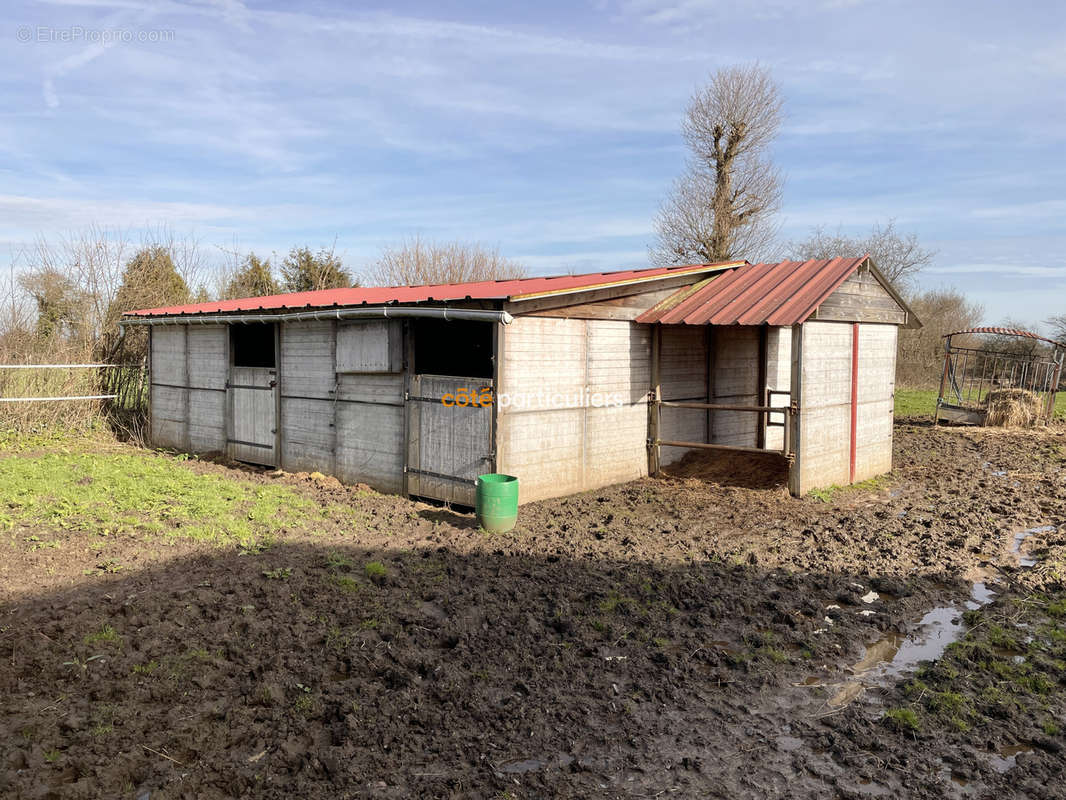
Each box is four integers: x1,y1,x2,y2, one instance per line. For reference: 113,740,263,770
1,421,1065,798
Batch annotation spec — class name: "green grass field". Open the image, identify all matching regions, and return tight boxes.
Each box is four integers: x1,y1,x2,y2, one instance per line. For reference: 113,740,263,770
0,441,353,547
895,387,1066,420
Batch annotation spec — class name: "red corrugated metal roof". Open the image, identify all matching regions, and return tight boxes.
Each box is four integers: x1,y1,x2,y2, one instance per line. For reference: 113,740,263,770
124,262,741,317
636,256,871,326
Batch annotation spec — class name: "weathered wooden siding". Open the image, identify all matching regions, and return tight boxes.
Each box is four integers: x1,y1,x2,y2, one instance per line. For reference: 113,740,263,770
790,321,854,494
854,324,896,482
278,321,335,473
659,325,707,465
814,269,907,325
407,374,493,505
532,286,682,321
230,365,277,465
187,326,227,452
710,327,760,448
335,374,405,492
337,320,402,373
497,317,589,502
585,321,651,488
497,316,651,504
150,326,187,449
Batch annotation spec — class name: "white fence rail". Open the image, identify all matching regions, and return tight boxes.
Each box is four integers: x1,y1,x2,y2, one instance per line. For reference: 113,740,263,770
0,363,122,403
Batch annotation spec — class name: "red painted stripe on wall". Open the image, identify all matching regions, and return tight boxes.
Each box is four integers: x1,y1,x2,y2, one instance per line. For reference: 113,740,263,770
850,323,859,484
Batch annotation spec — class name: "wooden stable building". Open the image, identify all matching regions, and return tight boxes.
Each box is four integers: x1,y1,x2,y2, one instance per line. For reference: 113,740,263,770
123,256,918,504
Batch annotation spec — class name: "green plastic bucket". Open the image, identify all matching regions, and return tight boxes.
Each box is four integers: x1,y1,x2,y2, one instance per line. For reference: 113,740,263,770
475,473,519,533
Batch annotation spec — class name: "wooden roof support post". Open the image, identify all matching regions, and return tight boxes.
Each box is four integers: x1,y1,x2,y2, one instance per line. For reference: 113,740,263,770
757,324,768,450
648,325,662,476
706,325,716,445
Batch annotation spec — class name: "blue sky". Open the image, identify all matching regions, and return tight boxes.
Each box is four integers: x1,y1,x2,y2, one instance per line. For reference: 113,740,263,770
2,0,1064,326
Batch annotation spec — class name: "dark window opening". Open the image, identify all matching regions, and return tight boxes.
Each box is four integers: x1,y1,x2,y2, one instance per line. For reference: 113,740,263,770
413,319,493,378
231,323,276,368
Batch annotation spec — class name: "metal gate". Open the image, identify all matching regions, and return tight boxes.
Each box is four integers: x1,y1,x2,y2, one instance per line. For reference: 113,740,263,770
406,374,493,506
228,365,277,466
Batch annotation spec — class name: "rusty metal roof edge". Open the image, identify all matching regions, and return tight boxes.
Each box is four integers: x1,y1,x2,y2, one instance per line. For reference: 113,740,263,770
683,264,768,324
944,327,1066,349
724,259,813,325
769,257,861,326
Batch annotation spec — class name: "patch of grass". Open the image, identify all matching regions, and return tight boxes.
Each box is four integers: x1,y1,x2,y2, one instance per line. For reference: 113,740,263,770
262,567,293,580
83,625,120,646
364,560,387,582
927,690,967,716
132,660,159,675
894,387,1066,420
325,551,354,571
598,590,633,615
883,707,921,732
43,748,61,764
0,447,335,547
757,645,789,664
808,475,890,503
895,388,938,418
891,589,1066,743
808,487,835,503
328,574,361,593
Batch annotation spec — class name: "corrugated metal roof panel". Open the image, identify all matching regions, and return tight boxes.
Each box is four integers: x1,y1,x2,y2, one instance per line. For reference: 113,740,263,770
945,328,1066,348
636,256,871,326
124,262,742,318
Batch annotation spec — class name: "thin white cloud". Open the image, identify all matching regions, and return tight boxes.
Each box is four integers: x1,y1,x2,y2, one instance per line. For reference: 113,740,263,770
971,200,1066,221
927,263,1066,278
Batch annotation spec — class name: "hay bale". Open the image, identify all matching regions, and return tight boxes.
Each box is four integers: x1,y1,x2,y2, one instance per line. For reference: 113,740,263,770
985,388,1042,427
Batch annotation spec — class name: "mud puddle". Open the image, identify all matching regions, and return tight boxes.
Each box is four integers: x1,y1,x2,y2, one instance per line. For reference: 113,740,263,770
827,525,1050,709
829,581,996,705
989,743,1035,773
1011,525,1055,567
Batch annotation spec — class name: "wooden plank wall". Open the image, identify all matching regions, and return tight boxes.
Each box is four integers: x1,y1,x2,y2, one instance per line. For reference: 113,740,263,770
791,321,853,493
497,316,651,504
230,365,276,465
406,374,492,505
853,324,897,481
710,327,760,448
186,326,227,452
150,325,226,452
658,325,707,465
149,326,187,449
279,321,335,473
814,269,907,325
278,319,405,492
585,320,651,489
335,373,404,492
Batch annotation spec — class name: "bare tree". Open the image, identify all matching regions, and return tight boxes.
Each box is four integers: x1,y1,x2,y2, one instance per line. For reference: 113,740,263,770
368,236,526,286
788,220,934,289
652,64,783,265
1046,314,1066,344
896,288,984,386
